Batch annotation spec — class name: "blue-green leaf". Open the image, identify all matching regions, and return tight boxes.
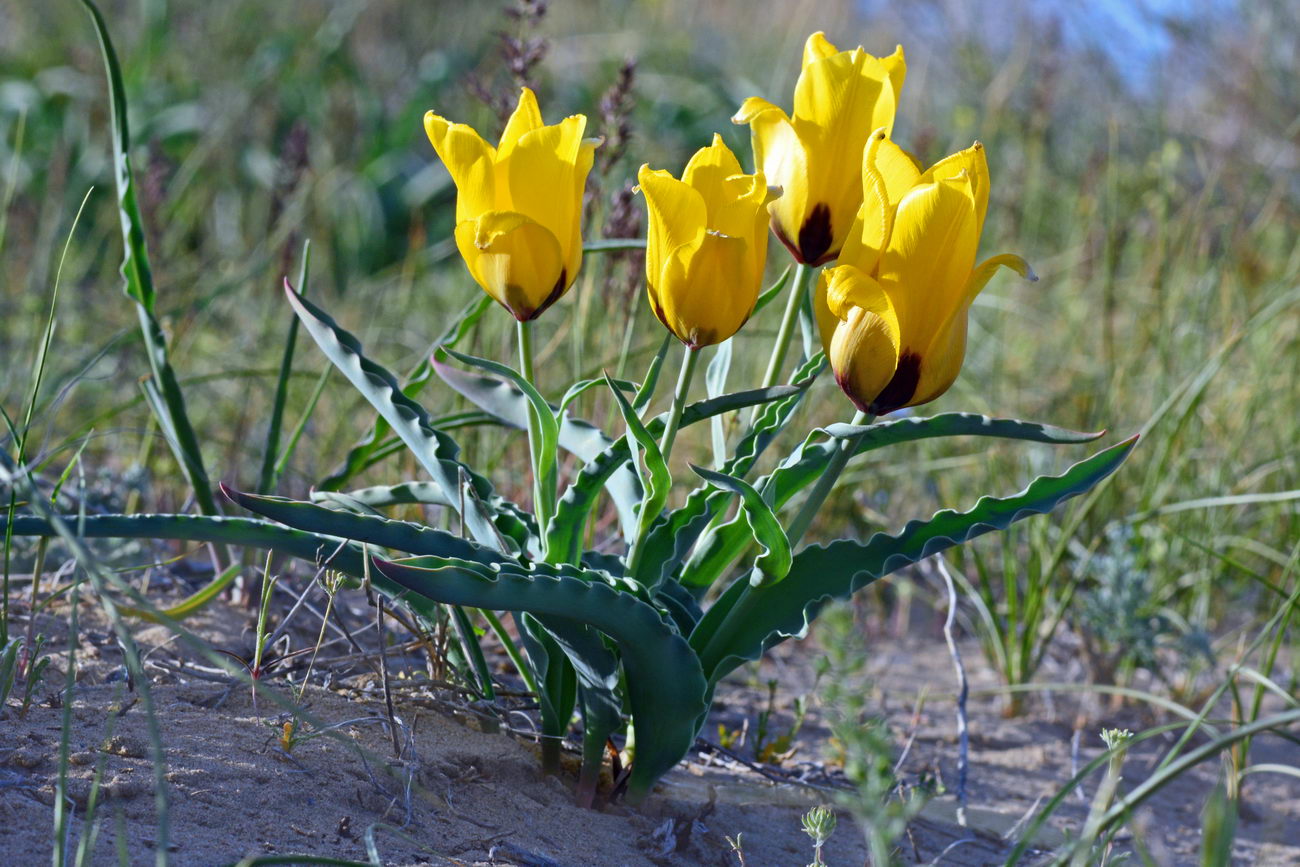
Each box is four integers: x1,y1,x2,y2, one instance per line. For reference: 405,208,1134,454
691,435,1139,684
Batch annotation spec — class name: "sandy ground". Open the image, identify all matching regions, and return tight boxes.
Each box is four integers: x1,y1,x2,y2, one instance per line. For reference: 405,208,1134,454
2,581,1298,866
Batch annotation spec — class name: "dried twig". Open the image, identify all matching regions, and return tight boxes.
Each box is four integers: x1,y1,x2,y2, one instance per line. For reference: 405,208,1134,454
935,555,970,827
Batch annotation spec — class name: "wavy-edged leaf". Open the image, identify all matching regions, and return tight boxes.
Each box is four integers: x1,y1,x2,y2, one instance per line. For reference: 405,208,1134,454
634,353,826,588
690,466,790,587
285,288,526,554
682,412,1108,590
432,353,643,543
312,482,453,510
318,294,491,491
372,555,708,803
546,383,808,564
692,435,1139,683
439,345,559,531
222,485,508,569
607,374,670,557
9,512,366,581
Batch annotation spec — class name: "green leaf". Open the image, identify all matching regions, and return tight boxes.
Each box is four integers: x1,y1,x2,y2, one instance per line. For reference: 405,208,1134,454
222,485,507,569
518,614,577,773
633,352,826,589
8,513,368,581
318,293,491,491
371,555,708,803
285,289,525,555
432,353,642,543
546,383,809,564
689,466,791,587
607,374,671,551
690,435,1139,684
559,377,637,416
705,339,733,469
753,265,793,315
438,345,559,532
311,482,453,510
681,412,1108,591
81,0,215,516
259,244,312,494
632,334,673,414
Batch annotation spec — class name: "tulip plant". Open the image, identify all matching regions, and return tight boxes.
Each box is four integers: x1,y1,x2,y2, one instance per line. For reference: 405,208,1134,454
13,23,1136,808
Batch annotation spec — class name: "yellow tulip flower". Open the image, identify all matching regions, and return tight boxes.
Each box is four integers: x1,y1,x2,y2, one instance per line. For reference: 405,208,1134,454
424,88,599,320
815,131,1035,415
637,135,778,349
733,32,905,266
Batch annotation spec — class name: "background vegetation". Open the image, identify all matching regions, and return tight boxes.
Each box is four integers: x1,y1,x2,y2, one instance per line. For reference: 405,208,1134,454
1,0,1297,858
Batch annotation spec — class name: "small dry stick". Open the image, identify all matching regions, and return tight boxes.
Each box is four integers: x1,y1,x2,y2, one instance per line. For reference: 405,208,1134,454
376,596,403,759
935,555,970,827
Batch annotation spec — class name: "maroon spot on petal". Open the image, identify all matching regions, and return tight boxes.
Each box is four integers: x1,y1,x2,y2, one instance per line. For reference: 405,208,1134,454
522,268,569,321
797,203,834,265
868,351,922,415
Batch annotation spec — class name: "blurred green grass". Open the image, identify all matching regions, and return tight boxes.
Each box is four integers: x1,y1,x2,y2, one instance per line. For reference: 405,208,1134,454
1,0,1296,648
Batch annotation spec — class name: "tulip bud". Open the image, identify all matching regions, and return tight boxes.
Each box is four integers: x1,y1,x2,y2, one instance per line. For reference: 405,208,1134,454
733,32,905,266
816,133,1035,414
424,88,600,320
637,135,778,348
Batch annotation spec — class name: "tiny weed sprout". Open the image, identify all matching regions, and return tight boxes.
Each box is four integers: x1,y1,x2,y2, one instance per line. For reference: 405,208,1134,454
801,804,837,867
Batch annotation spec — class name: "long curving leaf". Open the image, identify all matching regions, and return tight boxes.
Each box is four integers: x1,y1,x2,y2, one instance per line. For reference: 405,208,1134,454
432,352,643,541
690,435,1139,684
285,288,527,555
607,374,670,556
634,353,826,588
690,466,790,587
372,555,708,803
439,345,559,533
222,485,509,569
81,0,216,516
546,383,809,564
681,412,1108,590
318,293,492,491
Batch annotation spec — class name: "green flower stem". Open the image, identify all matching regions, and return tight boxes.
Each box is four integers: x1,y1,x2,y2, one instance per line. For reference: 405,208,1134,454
785,409,873,546
757,262,814,393
516,319,552,540
658,343,700,463
480,608,539,696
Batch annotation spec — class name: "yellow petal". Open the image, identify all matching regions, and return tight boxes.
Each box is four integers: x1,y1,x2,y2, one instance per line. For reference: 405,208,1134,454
499,87,544,159
503,114,588,268
637,163,708,297
424,111,497,222
816,265,901,414
454,212,566,321
802,31,839,66
656,231,756,348
878,45,907,104
870,134,923,204
566,135,601,279
920,141,990,228
732,99,810,258
792,49,900,262
906,253,1035,409
878,172,980,351
839,129,902,273
962,252,1035,306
